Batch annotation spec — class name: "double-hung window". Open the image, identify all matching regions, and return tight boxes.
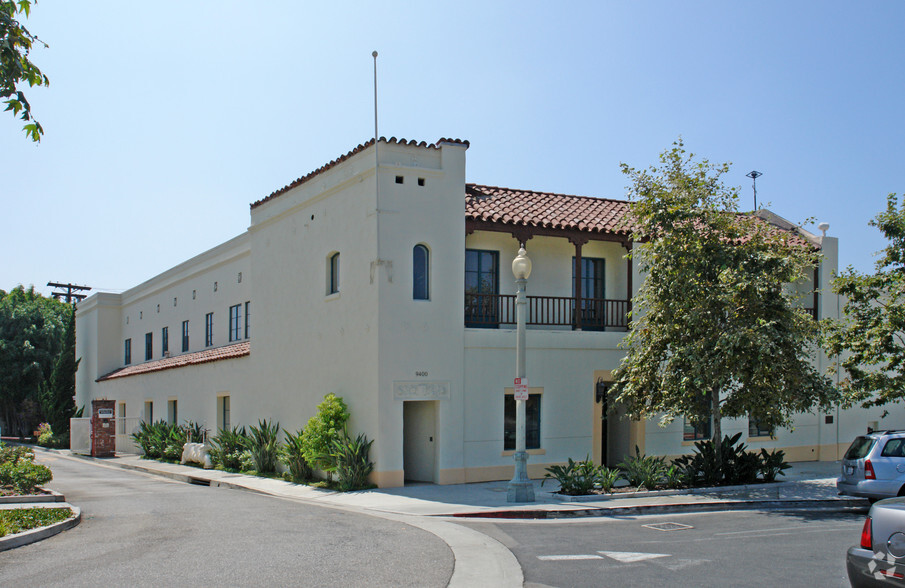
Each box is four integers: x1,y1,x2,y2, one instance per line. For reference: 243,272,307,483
229,304,242,342
145,332,153,361
181,320,189,352
465,249,499,327
161,326,169,356
205,312,214,347
124,338,132,365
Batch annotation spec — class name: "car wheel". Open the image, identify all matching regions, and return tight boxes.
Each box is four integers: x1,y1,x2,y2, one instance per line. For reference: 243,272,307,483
868,498,880,504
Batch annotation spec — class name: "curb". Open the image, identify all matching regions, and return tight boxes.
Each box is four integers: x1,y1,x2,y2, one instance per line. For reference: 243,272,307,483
556,479,827,502
450,497,867,519
0,488,66,505
0,505,81,552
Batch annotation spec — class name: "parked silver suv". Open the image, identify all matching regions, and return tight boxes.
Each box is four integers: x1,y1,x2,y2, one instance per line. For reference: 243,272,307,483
838,431,905,502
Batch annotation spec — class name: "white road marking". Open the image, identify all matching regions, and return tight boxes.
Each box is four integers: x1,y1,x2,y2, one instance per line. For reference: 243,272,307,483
598,551,671,562
537,555,604,561
715,524,853,537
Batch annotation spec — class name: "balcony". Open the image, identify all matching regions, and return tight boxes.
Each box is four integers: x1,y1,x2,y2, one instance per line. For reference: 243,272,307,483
465,292,630,330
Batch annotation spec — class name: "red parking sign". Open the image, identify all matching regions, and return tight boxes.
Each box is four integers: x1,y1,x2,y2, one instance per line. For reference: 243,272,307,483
514,377,529,400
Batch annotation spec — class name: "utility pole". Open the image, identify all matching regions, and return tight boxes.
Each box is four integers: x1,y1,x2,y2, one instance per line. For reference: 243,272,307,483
47,281,91,304
746,170,762,211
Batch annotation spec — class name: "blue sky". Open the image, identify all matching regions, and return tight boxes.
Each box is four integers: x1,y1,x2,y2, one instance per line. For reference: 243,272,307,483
3,1,903,296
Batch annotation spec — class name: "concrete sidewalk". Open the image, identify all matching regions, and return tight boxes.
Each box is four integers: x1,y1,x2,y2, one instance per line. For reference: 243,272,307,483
52,450,859,518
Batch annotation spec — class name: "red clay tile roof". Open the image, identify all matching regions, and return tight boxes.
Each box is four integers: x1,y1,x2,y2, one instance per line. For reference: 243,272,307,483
466,184,818,248
466,184,634,236
250,137,470,210
97,341,250,382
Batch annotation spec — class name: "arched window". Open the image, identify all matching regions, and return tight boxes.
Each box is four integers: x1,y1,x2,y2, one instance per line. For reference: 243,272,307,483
413,244,429,300
328,252,340,294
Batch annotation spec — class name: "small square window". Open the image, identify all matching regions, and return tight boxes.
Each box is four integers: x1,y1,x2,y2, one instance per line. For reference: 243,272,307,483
395,175,404,184
417,177,425,187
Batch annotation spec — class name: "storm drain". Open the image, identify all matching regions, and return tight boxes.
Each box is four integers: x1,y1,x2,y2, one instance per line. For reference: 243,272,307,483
189,477,211,487
642,521,693,532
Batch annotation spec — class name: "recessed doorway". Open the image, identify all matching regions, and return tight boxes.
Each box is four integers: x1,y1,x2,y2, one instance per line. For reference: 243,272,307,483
403,400,437,483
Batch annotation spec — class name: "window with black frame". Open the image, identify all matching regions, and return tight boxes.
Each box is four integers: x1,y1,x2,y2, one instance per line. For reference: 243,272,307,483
572,257,606,330
465,249,499,327
504,393,541,450
748,418,773,438
683,414,711,441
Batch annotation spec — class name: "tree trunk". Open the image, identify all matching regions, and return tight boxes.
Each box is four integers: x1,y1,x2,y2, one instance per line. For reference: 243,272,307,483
711,386,722,480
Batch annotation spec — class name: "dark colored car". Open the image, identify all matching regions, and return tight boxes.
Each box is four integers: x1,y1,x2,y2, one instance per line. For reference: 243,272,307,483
838,431,905,502
847,497,905,587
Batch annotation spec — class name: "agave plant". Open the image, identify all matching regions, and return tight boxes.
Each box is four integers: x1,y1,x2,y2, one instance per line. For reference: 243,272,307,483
618,446,667,490
246,419,280,474
329,431,374,491
209,425,248,470
282,427,312,483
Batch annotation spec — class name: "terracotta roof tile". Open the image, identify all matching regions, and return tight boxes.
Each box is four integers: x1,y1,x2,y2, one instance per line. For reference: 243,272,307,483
250,137,470,210
97,341,250,382
465,184,634,236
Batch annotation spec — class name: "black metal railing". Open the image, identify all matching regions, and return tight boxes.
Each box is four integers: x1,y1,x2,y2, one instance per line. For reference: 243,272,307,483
465,293,630,330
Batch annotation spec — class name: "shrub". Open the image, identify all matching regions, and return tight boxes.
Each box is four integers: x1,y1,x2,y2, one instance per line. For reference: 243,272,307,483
209,426,248,470
37,423,55,447
542,457,622,495
330,431,374,491
618,447,667,490
673,432,766,486
0,457,53,493
282,427,313,483
759,448,791,482
246,419,280,474
663,464,685,489
0,444,32,465
132,420,171,459
163,424,188,461
300,394,350,472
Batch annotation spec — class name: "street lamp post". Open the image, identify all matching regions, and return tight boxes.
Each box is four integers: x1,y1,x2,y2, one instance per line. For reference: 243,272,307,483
508,247,535,503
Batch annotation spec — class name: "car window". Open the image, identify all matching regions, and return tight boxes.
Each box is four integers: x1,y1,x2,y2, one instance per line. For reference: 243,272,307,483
881,439,905,458
845,437,876,460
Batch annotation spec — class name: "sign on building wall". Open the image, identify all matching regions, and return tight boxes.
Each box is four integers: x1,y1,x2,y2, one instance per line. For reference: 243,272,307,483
393,381,450,400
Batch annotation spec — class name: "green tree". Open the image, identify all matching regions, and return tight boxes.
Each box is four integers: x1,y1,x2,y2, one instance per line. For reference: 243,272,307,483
300,393,350,473
825,194,905,407
1,0,49,142
610,141,837,474
40,305,79,443
0,286,67,436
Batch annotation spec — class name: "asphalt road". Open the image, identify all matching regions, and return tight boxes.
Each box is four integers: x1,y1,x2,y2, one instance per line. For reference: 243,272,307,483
0,453,453,587
462,506,868,587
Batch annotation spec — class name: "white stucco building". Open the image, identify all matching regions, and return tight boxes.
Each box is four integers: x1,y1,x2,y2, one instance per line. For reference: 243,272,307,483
75,137,901,487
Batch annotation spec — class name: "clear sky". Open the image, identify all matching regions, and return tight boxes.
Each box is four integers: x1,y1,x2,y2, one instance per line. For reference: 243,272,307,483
3,1,903,297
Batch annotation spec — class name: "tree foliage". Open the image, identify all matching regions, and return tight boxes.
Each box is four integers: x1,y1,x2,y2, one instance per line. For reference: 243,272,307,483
825,194,905,407
610,141,837,463
39,306,79,442
299,393,350,472
1,0,48,142
0,285,68,436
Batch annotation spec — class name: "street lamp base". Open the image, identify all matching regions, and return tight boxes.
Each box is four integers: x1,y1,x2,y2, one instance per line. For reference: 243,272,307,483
506,450,535,503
